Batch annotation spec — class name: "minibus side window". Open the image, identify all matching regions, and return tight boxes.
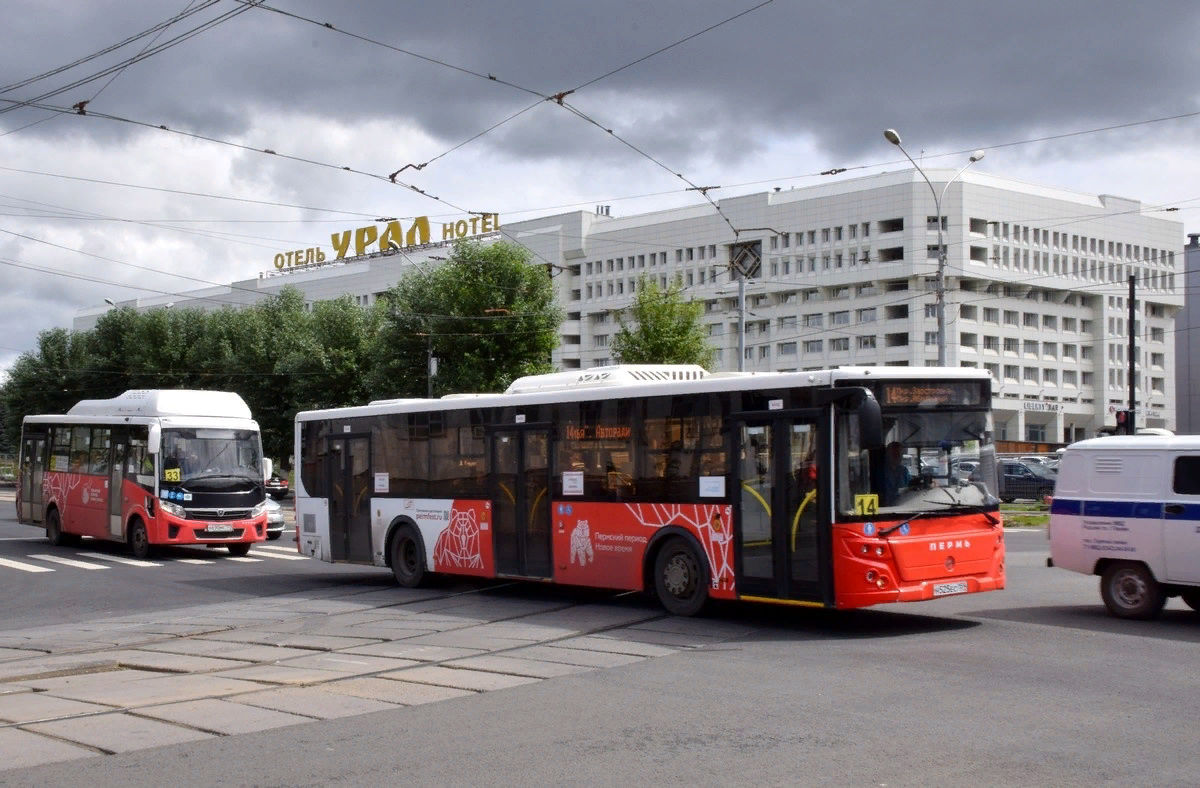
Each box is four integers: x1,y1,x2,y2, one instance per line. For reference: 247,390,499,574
1172,456,1200,495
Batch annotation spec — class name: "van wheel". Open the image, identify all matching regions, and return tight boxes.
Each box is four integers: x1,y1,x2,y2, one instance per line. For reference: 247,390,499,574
1180,590,1200,612
653,537,709,617
1100,562,1165,620
390,526,426,588
227,543,252,557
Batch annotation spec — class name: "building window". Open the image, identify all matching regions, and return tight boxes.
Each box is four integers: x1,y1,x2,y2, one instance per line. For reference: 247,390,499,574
830,337,849,352
803,339,823,354
858,335,876,349
1026,424,1046,442
779,342,797,356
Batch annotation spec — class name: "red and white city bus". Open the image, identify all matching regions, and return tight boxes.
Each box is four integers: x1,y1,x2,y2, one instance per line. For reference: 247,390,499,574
294,366,1005,615
17,390,270,559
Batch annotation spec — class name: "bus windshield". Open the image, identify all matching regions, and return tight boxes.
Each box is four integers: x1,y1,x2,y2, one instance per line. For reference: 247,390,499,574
162,428,262,485
839,408,999,516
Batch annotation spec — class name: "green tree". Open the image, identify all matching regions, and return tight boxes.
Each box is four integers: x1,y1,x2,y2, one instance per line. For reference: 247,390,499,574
0,327,99,447
370,240,563,396
611,275,716,369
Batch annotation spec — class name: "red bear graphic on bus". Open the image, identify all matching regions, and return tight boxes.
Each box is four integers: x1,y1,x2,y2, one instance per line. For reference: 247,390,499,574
433,505,484,570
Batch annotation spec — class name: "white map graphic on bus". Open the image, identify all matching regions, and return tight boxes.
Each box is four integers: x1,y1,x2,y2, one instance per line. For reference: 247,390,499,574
432,505,483,569
569,520,594,566
43,472,81,520
624,503,733,590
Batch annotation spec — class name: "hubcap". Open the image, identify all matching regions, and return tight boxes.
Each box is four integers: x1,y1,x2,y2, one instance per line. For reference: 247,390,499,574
1113,569,1147,608
402,541,417,573
663,553,695,598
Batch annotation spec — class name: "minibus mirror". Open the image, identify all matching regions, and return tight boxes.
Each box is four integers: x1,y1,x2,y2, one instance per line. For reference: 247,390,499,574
856,394,883,450
147,424,161,455
263,458,273,482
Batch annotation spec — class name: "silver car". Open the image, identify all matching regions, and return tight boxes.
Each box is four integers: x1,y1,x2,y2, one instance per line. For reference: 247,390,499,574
265,496,285,540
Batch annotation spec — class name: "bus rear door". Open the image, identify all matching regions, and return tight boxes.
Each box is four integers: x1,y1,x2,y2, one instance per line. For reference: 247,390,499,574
490,425,552,579
735,410,830,605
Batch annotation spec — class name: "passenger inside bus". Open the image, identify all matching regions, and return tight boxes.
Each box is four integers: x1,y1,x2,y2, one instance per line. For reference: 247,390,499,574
877,441,912,506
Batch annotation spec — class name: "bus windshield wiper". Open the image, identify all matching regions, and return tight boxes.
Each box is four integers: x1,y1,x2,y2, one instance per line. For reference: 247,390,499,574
879,511,936,537
946,504,1000,525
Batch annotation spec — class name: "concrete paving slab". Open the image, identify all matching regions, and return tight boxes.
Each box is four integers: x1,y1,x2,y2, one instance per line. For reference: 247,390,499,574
134,698,312,735
0,692,113,723
261,599,381,615
597,629,724,649
0,686,33,696
209,665,353,685
517,605,660,631
39,673,268,708
337,643,485,662
135,640,315,663
0,654,122,683
230,686,401,719
504,645,647,668
15,668,159,693
276,653,420,675
0,727,96,770
467,622,581,641
446,655,596,679
338,625,439,640
0,647,48,661
322,677,473,706
380,665,540,692
627,618,762,639
26,711,213,753
398,631,535,651
103,649,255,673
556,635,679,658
193,631,382,651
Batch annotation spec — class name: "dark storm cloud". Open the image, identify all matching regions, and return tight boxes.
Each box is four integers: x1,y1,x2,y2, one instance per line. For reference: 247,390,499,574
4,1,1199,172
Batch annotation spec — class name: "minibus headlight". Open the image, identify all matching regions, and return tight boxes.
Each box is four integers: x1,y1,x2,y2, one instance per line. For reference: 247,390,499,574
251,500,268,518
159,500,186,519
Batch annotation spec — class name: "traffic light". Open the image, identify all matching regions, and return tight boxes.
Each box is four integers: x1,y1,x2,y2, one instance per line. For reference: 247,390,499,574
1114,409,1134,435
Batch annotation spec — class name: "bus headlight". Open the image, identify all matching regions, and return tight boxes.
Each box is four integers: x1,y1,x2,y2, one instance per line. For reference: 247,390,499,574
251,500,268,518
159,500,186,519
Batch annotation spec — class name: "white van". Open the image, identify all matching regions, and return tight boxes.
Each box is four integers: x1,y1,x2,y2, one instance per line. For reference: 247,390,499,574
1048,435,1200,619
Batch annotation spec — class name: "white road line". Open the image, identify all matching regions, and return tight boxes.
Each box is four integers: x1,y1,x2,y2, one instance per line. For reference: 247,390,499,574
78,552,162,568
176,558,216,565
225,556,263,563
256,544,303,554
28,554,109,570
254,551,308,561
0,556,55,573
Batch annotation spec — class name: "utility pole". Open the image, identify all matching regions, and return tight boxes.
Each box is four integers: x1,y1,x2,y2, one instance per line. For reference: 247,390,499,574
1128,274,1136,433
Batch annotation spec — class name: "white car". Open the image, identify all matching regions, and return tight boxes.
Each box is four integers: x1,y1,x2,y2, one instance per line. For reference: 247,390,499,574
265,496,285,540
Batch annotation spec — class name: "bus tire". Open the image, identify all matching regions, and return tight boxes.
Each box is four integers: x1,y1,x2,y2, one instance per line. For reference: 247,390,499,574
227,543,252,557
653,536,709,617
1180,589,1200,613
1100,562,1165,620
46,509,68,547
390,526,426,588
128,519,152,560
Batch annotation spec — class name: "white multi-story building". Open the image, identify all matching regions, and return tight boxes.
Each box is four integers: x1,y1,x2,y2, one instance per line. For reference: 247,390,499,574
1176,233,1200,434
76,169,1184,443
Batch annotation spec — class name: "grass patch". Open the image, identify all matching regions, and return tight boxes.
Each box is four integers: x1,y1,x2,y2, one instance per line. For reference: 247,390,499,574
1000,502,1048,528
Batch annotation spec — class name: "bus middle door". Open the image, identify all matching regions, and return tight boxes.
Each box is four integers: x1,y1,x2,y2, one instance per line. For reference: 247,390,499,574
327,435,373,563
20,433,46,524
734,410,829,604
490,425,552,579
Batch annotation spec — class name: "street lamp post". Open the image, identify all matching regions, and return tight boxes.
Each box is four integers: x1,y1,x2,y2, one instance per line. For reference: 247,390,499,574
883,129,984,367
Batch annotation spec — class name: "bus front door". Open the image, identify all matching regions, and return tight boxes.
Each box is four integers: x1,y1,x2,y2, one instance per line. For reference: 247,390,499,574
490,427,552,579
327,435,373,563
735,412,828,604
108,431,128,539
20,435,46,523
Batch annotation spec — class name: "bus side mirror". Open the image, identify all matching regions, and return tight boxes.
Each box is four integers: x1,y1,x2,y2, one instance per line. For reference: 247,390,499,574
263,458,273,482
147,424,161,455
857,395,883,450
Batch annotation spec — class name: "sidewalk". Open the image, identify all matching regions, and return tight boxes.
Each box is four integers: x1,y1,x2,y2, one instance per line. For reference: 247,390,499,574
0,580,738,771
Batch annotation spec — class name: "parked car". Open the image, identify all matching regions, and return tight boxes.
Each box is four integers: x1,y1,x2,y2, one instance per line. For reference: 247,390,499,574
999,460,1056,503
265,496,285,540
265,474,290,499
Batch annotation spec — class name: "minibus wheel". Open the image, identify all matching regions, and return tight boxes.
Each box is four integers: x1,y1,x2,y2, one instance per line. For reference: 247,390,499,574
1100,562,1165,620
227,543,252,557
128,519,152,560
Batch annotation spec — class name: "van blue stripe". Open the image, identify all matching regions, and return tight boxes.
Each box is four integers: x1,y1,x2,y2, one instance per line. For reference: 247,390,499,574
1049,498,1199,519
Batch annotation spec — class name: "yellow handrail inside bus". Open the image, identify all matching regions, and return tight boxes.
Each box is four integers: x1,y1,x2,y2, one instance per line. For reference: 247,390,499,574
741,481,771,517
497,482,516,505
791,489,817,552
529,486,547,527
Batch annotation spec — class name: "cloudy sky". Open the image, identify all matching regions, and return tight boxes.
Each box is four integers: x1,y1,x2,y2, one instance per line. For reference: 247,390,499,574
2,0,1199,373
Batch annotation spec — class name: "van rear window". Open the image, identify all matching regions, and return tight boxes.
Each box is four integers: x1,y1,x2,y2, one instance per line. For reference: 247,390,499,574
1172,456,1200,495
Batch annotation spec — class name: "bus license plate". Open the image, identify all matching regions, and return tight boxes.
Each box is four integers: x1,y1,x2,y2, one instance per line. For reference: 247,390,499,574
933,581,968,597
206,525,234,534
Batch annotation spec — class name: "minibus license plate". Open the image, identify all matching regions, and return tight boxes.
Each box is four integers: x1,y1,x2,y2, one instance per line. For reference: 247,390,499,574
206,524,234,534
933,581,968,597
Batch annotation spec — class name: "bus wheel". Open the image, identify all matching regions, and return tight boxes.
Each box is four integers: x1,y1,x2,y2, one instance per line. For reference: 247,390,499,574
653,537,709,617
128,519,152,560
1180,589,1200,613
390,527,426,588
1100,562,1165,620
227,543,252,557
46,509,68,547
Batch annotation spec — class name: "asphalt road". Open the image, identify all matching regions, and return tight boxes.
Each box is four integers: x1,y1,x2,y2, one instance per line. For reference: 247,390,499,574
1,501,1198,786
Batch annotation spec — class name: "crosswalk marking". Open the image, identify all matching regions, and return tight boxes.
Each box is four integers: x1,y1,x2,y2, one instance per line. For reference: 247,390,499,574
225,556,263,563
78,552,162,568
176,558,216,565
256,544,300,554
28,554,108,570
0,556,55,573
255,551,308,561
